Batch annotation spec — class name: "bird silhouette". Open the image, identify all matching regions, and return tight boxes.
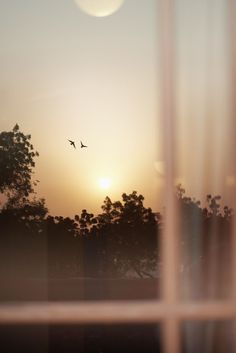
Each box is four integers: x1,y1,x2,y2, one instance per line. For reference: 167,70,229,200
68,139,76,149
80,141,88,148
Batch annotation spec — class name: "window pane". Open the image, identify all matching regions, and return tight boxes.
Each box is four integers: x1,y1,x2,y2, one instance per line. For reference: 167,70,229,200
0,1,160,301
181,321,235,353
0,324,161,353
174,0,234,300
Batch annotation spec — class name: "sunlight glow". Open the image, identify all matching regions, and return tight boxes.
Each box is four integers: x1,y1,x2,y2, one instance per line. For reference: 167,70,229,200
99,178,111,189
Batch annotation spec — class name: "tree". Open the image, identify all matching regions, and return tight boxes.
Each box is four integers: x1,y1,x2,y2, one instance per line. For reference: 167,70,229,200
0,125,48,280
176,185,233,299
0,124,39,204
94,191,160,278
46,215,79,277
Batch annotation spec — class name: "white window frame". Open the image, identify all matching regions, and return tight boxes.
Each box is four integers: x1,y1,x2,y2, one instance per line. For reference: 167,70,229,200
0,1,235,352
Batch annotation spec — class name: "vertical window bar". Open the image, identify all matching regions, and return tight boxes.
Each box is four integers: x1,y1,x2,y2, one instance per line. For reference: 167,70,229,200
159,0,178,306
159,0,180,352
228,4,236,349
229,0,236,301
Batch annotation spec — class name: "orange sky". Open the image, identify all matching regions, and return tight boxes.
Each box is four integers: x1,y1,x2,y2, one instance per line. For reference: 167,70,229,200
0,0,234,216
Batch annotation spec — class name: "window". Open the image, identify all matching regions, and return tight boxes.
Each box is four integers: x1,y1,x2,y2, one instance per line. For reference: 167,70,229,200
0,1,235,352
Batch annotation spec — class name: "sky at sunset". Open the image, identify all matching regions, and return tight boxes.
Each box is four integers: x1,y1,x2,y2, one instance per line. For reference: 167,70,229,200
0,0,234,216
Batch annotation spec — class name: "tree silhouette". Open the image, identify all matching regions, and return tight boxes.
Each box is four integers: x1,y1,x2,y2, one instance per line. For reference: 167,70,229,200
0,125,48,281
46,215,79,277
176,184,233,299
92,191,160,278
0,124,39,205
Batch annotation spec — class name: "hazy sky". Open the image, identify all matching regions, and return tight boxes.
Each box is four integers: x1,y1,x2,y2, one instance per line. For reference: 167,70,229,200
0,0,234,216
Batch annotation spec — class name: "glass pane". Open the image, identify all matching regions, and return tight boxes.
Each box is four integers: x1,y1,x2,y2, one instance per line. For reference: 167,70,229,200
181,321,235,353
0,324,161,353
174,0,235,300
0,1,160,301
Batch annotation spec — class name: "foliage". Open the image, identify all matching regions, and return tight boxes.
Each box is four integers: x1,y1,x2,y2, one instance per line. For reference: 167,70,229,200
70,193,159,278
176,184,233,299
95,192,159,278
0,124,39,203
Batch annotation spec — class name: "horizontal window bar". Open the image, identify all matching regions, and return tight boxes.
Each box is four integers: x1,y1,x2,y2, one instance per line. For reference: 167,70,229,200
0,301,236,325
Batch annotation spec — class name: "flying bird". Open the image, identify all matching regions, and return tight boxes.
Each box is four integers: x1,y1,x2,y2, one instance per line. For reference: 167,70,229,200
80,141,88,148
68,139,76,149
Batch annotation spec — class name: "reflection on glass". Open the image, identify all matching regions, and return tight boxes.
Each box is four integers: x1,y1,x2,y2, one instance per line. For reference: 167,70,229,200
178,186,233,300
174,0,234,300
182,321,234,353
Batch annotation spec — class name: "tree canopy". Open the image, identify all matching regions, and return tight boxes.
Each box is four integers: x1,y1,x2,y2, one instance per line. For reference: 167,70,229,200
0,124,39,204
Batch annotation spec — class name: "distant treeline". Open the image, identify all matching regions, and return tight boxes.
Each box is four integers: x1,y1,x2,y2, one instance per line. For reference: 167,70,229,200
0,126,233,292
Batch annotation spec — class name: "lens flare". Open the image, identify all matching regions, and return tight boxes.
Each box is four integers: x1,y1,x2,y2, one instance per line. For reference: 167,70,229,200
74,0,125,17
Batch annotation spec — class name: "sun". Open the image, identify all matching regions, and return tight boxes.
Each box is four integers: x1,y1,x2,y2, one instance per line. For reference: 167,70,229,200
99,177,111,189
